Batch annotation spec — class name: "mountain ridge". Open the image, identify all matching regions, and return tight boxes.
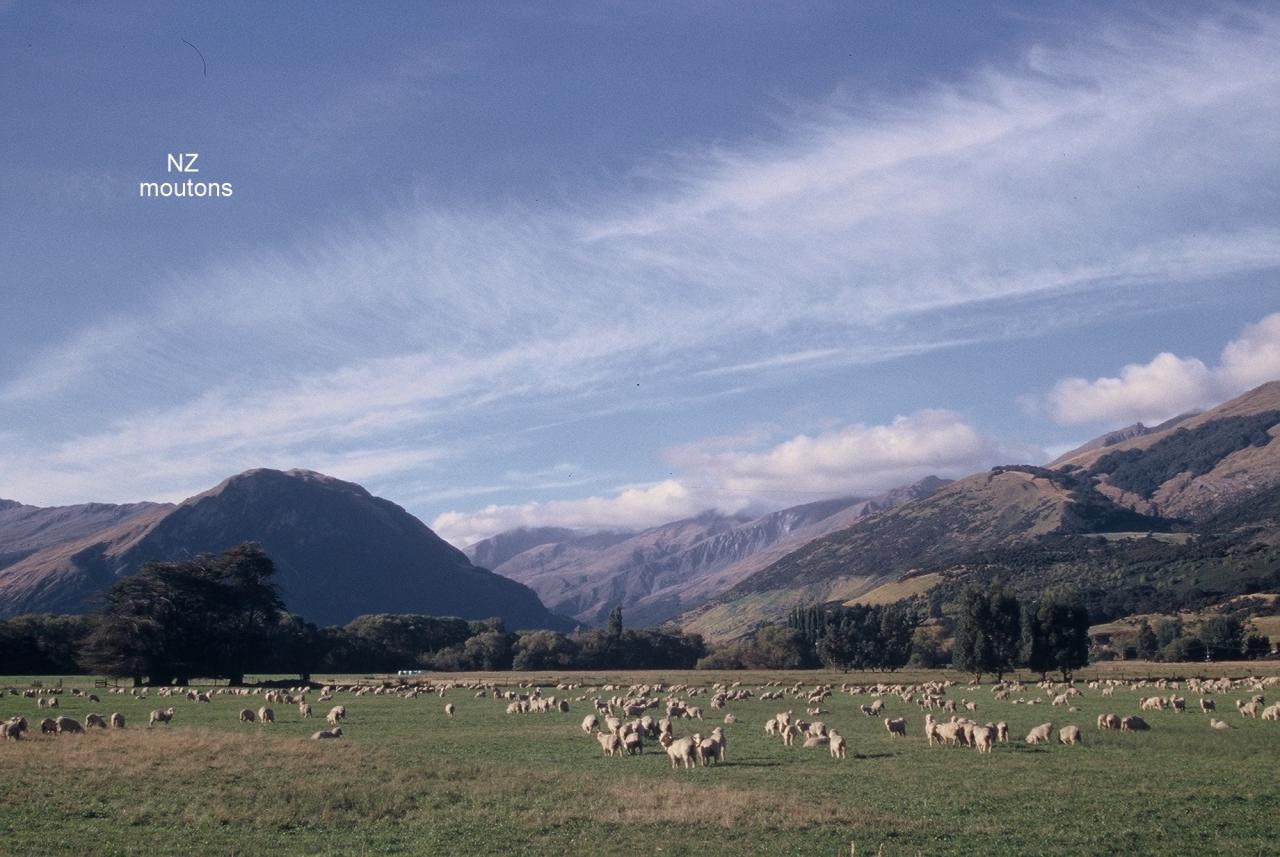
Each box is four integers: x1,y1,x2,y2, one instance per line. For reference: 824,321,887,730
0,469,569,630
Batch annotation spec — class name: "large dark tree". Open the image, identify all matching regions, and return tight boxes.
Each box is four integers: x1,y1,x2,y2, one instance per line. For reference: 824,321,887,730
80,543,284,685
1035,586,1091,680
1135,620,1160,661
952,583,1021,681
1198,614,1245,661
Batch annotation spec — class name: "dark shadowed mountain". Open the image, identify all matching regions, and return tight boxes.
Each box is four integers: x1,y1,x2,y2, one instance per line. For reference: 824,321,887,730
0,469,570,630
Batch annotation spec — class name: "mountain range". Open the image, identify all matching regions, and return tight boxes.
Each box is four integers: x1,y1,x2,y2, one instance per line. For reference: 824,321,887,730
0,469,569,630
466,477,949,628
4,381,1279,643
682,380,1280,639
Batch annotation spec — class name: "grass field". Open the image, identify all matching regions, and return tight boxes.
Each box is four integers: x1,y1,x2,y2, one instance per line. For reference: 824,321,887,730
1,666,1277,856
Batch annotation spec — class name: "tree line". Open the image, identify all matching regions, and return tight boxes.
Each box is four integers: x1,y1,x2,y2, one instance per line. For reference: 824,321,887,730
0,544,707,683
697,584,1095,680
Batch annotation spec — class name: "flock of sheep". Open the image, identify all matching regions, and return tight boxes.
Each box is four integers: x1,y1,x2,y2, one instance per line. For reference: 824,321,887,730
2,673,1277,766
513,672,1280,768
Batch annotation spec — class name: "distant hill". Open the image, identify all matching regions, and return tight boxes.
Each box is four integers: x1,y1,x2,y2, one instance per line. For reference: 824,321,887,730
476,477,948,627
683,381,1280,640
0,469,570,630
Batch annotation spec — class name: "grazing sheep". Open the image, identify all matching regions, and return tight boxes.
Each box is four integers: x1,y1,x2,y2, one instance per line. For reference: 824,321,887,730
1169,697,1186,713
148,707,175,727
1,717,27,740
802,734,829,748
933,721,965,747
972,725,995,754
40,717,57,735
326,705,346,726
764,717,778,736
1238,701,1259,719
299,702,312,719
666,735,699,769
109,712,126,728
239,708,257,724
1097,713,1121,730
1200,698,1216,713
258,707,275,725
829,730,847,759
1120,715,1150,732
1210,718,1231,730
711,726,727,762
55,716,84,735
1263,703,1280,721
596,730,623,758
884,717,907,738
1025,722,1053,745
444,703,456,718
698,734,723,765
310,726,343,740
84,713,108,729
807,720,828,738
723,713,737,725
623,731,643,756
581,714,599,734
1059,725,1082,746
781,723,801,747
995,721,1009,743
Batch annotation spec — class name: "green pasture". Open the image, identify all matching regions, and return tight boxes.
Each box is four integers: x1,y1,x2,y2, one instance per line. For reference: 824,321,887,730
1,667,1276,856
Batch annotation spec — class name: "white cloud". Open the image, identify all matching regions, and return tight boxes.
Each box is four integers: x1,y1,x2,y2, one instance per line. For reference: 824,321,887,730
669,410,1037,497
1046,311,1280,426
1048,353,1217,426
433,410,1037,545
1219,312,1280,391
431,480,715,548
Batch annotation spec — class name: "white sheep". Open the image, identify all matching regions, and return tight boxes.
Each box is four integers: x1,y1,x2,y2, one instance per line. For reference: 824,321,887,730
884,717,907,737
258,706,275,725
697,734,723,765
1059,725,1082,746
596,730,623,758
972,725,995,754
110,712,126,728
310,726,343,739
829,730,847,759
148,707,175,727
581,714,599,733
326,705,347,726
1025,722,1053,744
239,708,257,723
666,734,699,769
84,713,108,729
444,703,456,718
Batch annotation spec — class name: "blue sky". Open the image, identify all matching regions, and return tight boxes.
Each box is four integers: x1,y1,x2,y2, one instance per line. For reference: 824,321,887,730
2,2,1278,546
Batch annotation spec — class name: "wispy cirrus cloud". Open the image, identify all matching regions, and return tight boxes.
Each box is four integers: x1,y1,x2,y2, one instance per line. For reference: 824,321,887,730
3,10,1279,523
